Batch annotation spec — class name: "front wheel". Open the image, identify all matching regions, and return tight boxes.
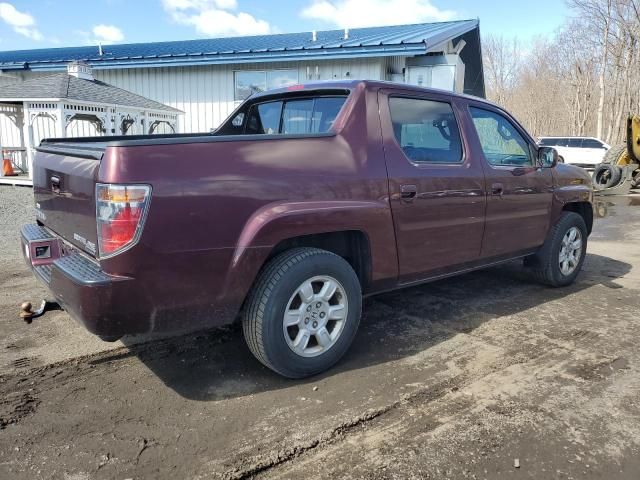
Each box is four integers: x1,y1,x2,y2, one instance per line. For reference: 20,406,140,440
242,248,362,378
527,212,588,287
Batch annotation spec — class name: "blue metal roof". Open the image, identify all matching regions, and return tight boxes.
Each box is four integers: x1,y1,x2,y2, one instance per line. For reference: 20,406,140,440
0,20,478,71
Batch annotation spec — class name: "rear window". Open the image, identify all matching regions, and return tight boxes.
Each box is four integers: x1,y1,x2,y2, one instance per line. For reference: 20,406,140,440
246,101,283,134
245,96,347,135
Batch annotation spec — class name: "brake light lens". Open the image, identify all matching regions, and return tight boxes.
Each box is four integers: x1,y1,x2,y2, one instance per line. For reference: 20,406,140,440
96,184,151,258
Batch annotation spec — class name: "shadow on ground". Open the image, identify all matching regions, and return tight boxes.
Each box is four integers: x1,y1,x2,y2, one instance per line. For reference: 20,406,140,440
113,252,631,401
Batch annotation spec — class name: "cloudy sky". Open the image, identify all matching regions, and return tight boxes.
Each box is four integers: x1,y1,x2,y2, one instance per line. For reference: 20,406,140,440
0,0,569,51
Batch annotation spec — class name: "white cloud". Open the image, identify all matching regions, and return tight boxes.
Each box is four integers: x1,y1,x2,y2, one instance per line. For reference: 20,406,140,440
163,0,238,9
0,2,42,40
301,0,456,28
92,24,124,43
162,0,271,37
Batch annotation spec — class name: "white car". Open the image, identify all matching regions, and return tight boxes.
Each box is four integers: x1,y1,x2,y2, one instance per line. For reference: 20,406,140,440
537,137,610,168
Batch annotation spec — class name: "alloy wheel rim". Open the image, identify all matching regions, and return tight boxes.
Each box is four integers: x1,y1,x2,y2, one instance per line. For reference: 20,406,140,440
559,226,583,276
283,275,348,358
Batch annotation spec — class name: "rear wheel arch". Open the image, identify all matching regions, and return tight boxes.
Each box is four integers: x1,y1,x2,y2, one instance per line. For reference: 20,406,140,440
264,230,372,291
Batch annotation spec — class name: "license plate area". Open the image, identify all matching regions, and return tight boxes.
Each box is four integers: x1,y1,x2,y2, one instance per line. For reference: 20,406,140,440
25,238,62,266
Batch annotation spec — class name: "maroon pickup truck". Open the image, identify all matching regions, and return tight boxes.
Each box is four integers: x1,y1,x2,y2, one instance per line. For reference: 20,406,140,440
21,80,593,377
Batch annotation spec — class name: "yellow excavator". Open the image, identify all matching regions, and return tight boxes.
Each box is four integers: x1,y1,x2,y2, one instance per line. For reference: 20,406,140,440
593,115,640,193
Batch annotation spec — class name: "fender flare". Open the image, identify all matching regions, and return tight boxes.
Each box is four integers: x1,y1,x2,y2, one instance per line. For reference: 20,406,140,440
220,200,398,304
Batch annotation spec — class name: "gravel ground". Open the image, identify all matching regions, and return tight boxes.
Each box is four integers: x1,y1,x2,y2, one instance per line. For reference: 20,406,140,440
0,186,35,262
0,185,176,371
0,189,639,479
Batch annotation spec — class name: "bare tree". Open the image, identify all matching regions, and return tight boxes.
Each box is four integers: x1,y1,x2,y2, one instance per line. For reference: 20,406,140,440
483,0,640,144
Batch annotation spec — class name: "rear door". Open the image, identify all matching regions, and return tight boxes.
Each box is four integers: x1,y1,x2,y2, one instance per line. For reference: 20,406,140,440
465,101,553,258
379,89,486,283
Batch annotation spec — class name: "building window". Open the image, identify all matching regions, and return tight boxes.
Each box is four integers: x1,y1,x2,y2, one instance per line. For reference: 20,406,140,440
234,69,298,101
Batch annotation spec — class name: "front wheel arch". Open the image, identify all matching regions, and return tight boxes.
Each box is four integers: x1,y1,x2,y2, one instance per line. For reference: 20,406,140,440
562,201,593,235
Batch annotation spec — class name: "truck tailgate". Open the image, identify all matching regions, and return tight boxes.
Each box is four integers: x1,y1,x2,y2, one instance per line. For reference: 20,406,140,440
33,142,105,257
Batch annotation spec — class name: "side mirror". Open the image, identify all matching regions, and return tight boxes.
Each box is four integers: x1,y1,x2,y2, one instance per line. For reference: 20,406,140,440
538,146,558,168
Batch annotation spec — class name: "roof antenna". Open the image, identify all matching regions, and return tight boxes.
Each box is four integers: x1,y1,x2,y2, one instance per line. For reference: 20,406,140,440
98,43,103,56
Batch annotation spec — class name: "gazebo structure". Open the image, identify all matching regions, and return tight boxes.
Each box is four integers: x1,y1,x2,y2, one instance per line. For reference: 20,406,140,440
0,62,182,186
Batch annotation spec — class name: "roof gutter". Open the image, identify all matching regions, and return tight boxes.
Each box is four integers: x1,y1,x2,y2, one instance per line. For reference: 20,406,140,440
0,43,435,72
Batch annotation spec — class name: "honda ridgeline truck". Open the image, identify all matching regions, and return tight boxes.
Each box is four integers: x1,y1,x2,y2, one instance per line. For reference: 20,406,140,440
21,81,593,377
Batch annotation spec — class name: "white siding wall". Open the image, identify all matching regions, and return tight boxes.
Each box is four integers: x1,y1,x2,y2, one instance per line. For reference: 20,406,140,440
0,75,23,148
0,112,21,148
383,56,408,80
94,58,386,133
1,57,391,143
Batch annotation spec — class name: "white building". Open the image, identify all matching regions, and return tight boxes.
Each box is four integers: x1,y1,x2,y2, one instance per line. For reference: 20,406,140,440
0,20,484,152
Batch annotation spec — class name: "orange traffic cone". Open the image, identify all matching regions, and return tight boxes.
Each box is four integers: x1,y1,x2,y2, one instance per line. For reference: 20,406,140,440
2,157,16,176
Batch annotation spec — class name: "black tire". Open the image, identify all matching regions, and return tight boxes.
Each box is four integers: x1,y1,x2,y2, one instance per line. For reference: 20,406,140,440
558,156,565,164
242,247,362,378
592,163,622,190
528,212,588,287
602,143,626,165
632,169,640,189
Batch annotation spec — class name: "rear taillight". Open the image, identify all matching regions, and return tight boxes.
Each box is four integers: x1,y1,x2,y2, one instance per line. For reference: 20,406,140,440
96,184,151,258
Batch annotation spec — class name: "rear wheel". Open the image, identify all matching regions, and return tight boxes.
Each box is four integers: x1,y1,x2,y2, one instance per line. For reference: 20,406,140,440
242,247,362,378
528,212,588,287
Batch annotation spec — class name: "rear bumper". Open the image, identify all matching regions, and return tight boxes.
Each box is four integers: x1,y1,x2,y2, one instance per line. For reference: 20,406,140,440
21,224,147,338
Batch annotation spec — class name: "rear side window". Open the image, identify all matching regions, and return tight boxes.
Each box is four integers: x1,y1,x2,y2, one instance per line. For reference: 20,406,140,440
582,138,605,149
389,97,463,164
567,138,583,148
245,96,347,135
539,138,558,146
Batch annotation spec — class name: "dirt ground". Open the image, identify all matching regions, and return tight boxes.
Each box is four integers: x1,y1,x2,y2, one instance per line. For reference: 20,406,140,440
1,186,640,480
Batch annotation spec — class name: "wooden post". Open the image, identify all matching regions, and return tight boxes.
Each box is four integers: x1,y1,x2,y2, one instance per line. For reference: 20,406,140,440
56,102,66,138
21,102,34,180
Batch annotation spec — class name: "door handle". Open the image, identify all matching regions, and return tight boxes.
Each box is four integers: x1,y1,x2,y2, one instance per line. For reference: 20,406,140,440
50,175,61,194
491,183,504,196
400,184,417,202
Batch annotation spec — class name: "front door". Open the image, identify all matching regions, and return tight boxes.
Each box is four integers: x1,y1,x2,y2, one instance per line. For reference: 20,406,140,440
465,102,554,258
379,89,486,283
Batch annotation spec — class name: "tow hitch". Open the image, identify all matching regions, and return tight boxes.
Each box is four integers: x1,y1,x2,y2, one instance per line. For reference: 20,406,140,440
20,300,62,324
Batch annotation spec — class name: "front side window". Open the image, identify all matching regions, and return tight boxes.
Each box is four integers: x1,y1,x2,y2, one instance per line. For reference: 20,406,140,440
389,97,463,164
469,107,532,167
